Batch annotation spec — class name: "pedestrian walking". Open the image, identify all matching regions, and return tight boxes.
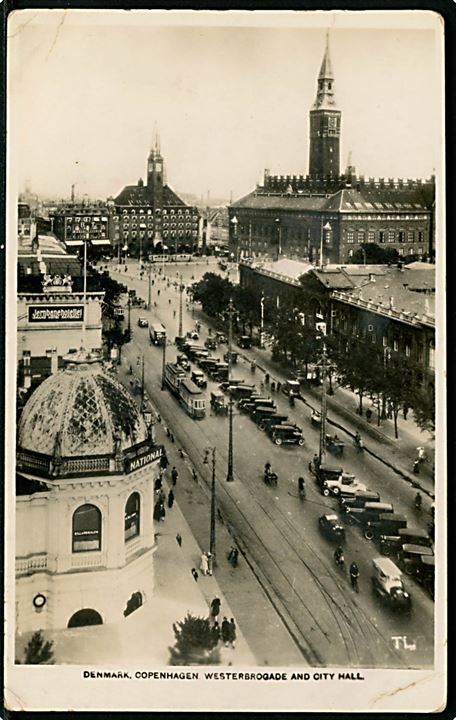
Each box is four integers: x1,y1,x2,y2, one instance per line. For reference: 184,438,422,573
366,408,372,423
153,501,162,522
191,568,199,582
154,477,162,492
228,618,237,648
403,403,409,420
160,453,169,471
168,489,175,509
206,552,213,576
200,551,209,576
171,467,178,485
211,621,220,645
176,533,182,547
159,501,166,522
210,596,221,622
221,617,230,647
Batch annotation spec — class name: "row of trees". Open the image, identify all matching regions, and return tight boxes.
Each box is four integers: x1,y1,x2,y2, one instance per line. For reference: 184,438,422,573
192,274,434,438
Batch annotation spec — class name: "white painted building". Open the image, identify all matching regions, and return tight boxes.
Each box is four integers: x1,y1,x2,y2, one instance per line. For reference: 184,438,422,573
16,350,163,634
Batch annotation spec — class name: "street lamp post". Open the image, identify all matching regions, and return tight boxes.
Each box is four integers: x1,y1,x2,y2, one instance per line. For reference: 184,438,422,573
230,215,238,261
161,341,167,391
178,273,184,339
204,447,217,567
226,300,235,482
259,293,265,349
147,263,152,310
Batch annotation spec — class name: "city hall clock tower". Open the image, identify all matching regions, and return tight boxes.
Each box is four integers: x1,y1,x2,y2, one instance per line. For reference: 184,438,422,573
309,34,341,178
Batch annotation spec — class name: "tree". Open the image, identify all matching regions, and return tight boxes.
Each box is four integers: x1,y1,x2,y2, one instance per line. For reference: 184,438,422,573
336,339,383,415
23,630,55,665
409,382,435,435
169,613,220,666
192,273,234,317
382,354,415,439
349,243,399,265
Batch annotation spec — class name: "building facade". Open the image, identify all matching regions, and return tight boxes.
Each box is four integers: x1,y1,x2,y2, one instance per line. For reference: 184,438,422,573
50,200,115,256
229,36,435,264
16,351,163,634
112,139,200,258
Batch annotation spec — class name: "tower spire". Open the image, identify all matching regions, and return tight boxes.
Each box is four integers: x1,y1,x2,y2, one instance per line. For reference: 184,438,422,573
312,31,337,110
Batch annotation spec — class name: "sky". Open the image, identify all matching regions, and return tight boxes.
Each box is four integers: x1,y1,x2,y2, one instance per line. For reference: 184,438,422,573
8,10,443,203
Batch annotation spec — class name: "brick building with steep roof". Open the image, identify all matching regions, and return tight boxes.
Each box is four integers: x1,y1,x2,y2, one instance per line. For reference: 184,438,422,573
112,137,200,258
229,35,435,265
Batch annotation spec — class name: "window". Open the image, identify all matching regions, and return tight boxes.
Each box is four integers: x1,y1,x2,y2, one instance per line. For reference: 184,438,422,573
388,230,395,243
72,504,101,552
379,231,386,244
398,231,405,243
357,230,365,244
398,247,404,256
347,229,355,243
393,339,399,352
418,247,423,256
367,230,375,243
348,249,353,257
125,492,140,541
418,231,424,243
405,343,411,358
408,231,414,243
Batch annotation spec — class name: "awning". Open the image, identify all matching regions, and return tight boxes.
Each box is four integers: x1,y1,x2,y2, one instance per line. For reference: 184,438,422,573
65,240,83,247
91,239,112,246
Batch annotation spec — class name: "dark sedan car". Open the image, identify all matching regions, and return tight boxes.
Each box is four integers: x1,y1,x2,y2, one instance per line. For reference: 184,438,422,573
318,513,346,542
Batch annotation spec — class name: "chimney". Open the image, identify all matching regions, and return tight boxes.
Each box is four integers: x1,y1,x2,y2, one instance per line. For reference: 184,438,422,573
389,296,394,310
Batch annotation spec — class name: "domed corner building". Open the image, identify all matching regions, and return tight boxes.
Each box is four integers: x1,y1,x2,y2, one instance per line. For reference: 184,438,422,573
15,349,164,634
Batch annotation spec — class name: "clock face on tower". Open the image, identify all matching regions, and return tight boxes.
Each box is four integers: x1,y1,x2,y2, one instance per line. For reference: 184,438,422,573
155,163,162,172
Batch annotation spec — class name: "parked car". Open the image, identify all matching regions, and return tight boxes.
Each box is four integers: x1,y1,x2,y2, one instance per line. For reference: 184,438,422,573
344,502,394,526
219,379,244,392
270,424,305,446
325,433,345,457
210,391,228,416
205,337,218,350
312,462,343,487
340,491,381,511
371,557,412,612
191,370,207,389
245,397,276,414
322,474,366,497
251,406,278,426
137,317,149,327
319,513,346,542
215,332,227,344
176,355,190,371
224,351,238,365
414,555,434,598
397,544,434,576
364,513,407,541
228,384,256,400
379,528,433,557
262,414,289,433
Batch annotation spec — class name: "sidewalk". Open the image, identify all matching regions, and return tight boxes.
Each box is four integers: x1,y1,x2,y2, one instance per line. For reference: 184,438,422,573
194,308,436,500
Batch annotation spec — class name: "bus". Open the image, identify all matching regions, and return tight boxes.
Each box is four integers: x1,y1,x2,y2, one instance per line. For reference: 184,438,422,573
149,323,167,346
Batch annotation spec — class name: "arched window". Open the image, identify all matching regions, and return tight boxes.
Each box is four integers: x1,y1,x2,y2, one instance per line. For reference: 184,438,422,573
72,504,101,553
125,492,140,541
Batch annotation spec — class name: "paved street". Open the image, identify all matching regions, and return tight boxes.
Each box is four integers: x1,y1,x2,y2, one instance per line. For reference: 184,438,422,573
108,259,434,669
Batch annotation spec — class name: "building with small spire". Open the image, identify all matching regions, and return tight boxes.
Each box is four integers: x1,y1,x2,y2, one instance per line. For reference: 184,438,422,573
113,135,200,258
228,34,435,264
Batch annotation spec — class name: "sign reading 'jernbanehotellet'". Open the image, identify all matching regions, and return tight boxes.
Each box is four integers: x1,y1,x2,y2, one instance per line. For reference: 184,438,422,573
28,305,84,322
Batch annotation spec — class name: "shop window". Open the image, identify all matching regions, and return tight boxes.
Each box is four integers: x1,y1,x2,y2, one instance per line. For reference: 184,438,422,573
72,504,101,552
125,492,140,541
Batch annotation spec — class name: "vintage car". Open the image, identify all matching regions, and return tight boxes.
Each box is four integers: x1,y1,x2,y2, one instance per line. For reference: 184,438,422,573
322,474,366,497
238,335,253,349
319,513,346,542
371,557,412,612
199,357,219,373
210,391,228,416
270,424,305,447
224,351,238,365
364,513,407,540
398,544,434,576
262,414,289,433
240,397,276,414
379,528,433,557
251,406,278,426
204,337,218,350
219,379,244,392
310,410,322,426
344,502,394,526
176,355,191,372
414,555,434,598
137,316,149,327
191,369,207,389
281,379,301,398
325,433,345,457
340,491,381,511
228,384,256,400
311,462,344,487
215,332,227,344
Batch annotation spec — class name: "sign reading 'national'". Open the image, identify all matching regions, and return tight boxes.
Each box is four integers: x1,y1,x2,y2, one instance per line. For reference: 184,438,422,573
28,305,84,323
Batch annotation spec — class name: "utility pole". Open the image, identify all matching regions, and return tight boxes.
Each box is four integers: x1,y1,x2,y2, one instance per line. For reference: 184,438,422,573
319,341,328,464
148,263,152,310
226,300,235,482
259,293,265,349
178,273,183,339
140,355,145,411
161,341,167,391
204,447,217,567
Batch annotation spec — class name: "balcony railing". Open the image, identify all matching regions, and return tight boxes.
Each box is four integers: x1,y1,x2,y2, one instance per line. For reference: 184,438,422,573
16,553,48,576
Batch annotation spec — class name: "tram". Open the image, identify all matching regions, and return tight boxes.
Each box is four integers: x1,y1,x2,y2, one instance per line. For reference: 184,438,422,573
164,363,206,419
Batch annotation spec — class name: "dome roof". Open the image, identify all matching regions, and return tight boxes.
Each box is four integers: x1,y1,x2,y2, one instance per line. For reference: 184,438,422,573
18,356,148,459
